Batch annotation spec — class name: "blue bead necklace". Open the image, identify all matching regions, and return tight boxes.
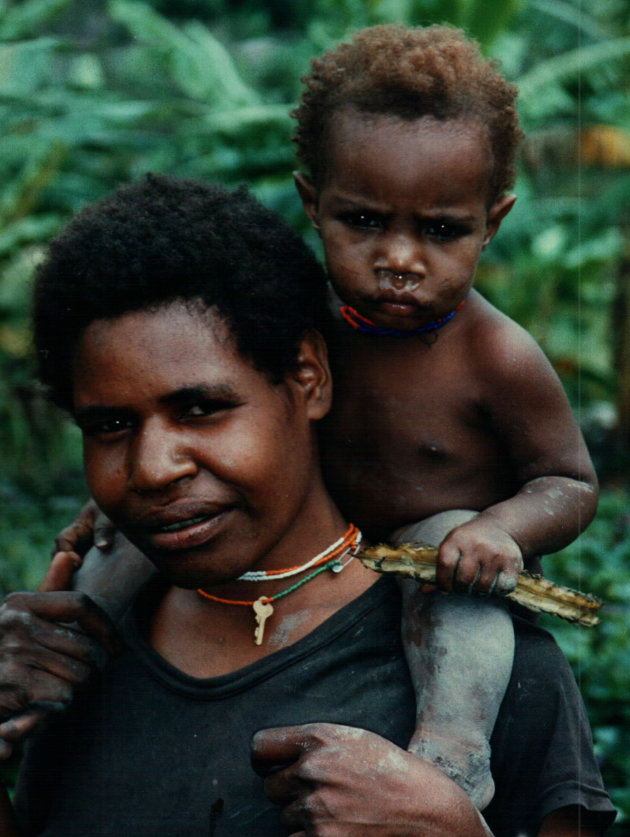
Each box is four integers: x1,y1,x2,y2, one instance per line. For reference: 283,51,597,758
339,297,467,340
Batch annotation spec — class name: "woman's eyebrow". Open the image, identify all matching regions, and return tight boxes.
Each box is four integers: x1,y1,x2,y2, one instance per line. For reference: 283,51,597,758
159,384,240,405
74,385,240,422
73,404,128,425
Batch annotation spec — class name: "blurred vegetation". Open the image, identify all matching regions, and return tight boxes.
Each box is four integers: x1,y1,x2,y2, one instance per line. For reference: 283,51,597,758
0,0,629,829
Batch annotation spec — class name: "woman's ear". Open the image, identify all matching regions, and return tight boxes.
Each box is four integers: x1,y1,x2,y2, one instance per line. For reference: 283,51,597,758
293,171,320,231
482,193,516,248
288,330,332,419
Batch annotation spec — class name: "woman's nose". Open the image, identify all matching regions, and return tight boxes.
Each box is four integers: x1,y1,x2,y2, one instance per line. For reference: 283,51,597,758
128,422,197,493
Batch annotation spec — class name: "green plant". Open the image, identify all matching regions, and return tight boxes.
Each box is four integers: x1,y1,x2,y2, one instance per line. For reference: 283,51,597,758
543,490,630,829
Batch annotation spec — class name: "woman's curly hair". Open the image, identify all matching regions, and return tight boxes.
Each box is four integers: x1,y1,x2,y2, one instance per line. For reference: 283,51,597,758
33,173,329,411
292,24,523,204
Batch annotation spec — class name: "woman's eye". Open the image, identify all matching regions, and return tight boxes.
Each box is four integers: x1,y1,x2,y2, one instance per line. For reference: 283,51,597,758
181,401,231,420
83,417,133,437
184,404,212,418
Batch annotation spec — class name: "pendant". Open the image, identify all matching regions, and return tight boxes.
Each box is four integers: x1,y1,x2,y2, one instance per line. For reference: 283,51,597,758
253,597,274,645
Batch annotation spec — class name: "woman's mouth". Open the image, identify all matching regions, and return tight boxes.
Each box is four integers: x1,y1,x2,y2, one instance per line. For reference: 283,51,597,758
158,515,209,533
141,508,233,552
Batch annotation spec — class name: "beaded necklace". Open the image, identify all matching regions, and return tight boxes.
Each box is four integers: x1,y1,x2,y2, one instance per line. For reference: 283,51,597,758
196,524,362,645
237,523,360,581
340,297,467,341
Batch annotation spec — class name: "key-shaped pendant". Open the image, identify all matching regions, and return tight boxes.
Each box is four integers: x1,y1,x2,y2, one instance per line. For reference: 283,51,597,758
253,597,274,646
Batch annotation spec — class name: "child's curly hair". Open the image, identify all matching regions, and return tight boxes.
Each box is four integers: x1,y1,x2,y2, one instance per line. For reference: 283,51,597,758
33,173,329,411
292,24,523,204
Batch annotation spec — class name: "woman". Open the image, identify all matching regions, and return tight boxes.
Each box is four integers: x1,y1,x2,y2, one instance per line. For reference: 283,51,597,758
0,174,615,835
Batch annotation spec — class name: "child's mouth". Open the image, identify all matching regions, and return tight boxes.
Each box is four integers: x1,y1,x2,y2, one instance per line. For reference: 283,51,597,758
375,295,421,318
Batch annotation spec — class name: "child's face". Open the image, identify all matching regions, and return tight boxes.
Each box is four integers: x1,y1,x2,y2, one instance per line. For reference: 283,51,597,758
296,112,514,330
72,302,330,589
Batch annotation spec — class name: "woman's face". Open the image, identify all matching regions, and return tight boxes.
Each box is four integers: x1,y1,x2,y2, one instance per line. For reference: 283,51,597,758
72,302,331,589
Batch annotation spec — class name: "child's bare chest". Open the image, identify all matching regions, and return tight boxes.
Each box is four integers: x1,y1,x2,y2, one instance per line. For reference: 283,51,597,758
326,335,483,452
321,335,514,537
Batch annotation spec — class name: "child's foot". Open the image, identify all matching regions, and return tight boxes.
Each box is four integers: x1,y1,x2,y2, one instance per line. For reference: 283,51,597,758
407,728,495,810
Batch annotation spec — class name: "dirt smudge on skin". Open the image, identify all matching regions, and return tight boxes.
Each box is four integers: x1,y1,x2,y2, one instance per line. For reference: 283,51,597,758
267,611,310,649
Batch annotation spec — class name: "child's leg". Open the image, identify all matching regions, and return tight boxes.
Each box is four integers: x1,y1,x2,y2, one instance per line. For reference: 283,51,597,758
73,532,155,622
393,510,515,811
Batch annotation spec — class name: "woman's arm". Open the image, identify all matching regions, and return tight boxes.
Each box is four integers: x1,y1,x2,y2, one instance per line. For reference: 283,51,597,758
538,806,604,837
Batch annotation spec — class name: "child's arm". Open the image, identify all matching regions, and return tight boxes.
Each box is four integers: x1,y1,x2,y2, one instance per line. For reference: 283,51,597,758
437,317,597,594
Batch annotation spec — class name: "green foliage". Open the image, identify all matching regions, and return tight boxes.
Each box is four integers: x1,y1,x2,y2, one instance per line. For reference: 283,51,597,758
543,491,630,828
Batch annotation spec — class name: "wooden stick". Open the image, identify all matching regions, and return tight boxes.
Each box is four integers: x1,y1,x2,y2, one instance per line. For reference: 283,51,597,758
359,543,603,627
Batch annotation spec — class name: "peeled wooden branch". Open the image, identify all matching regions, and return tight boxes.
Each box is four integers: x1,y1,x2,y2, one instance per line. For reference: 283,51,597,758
360,543,603,627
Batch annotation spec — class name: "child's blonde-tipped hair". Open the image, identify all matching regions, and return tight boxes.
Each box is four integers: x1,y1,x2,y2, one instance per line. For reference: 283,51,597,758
292,24,523,203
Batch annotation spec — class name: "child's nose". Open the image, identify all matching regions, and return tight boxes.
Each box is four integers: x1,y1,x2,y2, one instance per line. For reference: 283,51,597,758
375,233,426,281
375,269,422,291
128,422,197,493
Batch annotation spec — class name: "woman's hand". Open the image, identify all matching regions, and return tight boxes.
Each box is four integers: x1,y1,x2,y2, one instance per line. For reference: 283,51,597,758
0,558,118,758
251,722,491,836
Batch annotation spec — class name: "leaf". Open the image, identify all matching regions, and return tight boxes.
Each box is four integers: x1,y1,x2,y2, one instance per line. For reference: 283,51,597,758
463,0,523,49
0,142,66,224
518,36,630,105
0,37,60,97
0,0,73,40
109,0,258,106
200,103,291,134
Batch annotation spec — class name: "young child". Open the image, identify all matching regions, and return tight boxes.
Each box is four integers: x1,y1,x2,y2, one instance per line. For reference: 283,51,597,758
37,23,597,812
289,23,598,808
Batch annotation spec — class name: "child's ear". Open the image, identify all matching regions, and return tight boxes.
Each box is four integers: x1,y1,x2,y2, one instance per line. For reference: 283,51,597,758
293,171,320,231
287,330,332,420
482,193,516,248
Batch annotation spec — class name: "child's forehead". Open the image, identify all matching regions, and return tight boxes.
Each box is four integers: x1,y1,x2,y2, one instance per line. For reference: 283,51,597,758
328,108,490,153
323,110,493,197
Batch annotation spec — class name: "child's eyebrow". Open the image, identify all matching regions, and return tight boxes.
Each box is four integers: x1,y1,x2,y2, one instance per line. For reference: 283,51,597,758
328,193,384,209
329,193,479,222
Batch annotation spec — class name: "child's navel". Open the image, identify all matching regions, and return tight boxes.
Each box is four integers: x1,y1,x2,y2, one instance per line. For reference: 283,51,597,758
419,441,447,459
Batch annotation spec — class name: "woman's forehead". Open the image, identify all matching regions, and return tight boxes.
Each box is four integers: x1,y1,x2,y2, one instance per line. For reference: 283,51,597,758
72,303,263,407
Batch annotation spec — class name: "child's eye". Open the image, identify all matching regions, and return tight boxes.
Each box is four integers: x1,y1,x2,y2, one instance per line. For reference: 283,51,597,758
425,221,468,241
341,212,384,230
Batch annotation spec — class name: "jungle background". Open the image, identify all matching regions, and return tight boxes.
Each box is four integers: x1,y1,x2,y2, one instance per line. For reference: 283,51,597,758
0,0,629,829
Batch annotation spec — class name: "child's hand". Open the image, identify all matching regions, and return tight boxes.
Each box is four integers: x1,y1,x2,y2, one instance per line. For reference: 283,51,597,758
52,498,116,568
436,518,523,595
